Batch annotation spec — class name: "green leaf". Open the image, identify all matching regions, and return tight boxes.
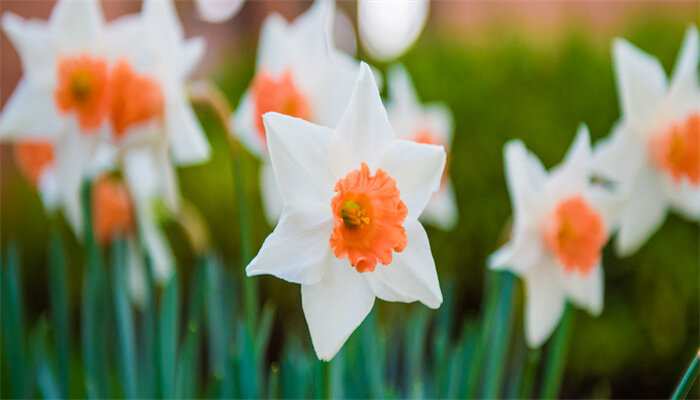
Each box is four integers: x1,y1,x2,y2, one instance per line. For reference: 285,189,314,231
111,239,138,399
2,244,26,398
159,273,179,399
176,321,201,399
481,271,516,399
540,305,575,399
48,232,70,398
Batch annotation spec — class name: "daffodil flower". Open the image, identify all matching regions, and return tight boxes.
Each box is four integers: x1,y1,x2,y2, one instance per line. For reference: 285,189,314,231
358,0,429,61
195,0,245,23
13,140,61,213
246,63,445,360
593,25,699,256
386,64,458,230
490,126,613,347
0,0,120,234
232,0,359,223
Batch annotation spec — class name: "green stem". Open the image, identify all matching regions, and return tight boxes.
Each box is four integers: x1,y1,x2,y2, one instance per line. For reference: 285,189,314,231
671,351,700,400
540,305,575,399
48,230,70,398
519,349,541,399
482,271,516,398
322,361,332,399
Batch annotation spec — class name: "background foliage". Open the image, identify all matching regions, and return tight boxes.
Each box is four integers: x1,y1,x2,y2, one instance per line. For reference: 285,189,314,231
1,15,698,399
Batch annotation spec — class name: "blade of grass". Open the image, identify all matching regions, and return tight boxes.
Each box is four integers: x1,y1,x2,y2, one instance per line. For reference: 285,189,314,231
159,272,179,399
540,304,575,399
48,232,70,398
671,351,700,400
111,239,138,399
481,271,516,399
1,244,26,398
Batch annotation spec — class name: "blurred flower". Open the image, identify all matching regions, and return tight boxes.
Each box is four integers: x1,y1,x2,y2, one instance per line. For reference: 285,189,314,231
14,140,62,212
0,0,120,234
386,64,457,230
358,0,429,62
195,0,245,23
490,126,614,348
593,25,699,256
246,63,445,360
232,0,360,223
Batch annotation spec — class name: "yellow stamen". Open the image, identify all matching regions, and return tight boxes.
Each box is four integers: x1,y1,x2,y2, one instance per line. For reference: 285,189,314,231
341,201,370,227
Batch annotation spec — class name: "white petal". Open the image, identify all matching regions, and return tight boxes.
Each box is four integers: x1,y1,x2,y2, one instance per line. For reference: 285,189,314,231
616,166,668,256
104,14,145,65
38,169,61,212
592,122,646,189
612,38,668,134
488,223,544,276
180,37,205,79
2,13,55,80
423,103,454,145
142,0,182,42
378,139,446,218
263,113,336,205
365,217,442,308
232,91,266,159
260,162,284,224
302,257,375,360
387,63,420,126
0,79,61,138
140,208,174,284
328,63,395,178
666,25,700,119
290,0,335,76
523,260,566,348
256,13,290,74
246,198,333,285
50,0,104,52
195,0,245,23
665,179,700,221
333,10,357,57
358,0,429,61
54,128,93,237
123,147,160,203
166,93,211,165
419,181,458,230
558,263,603,316
503,140,548,224
547,124,592,200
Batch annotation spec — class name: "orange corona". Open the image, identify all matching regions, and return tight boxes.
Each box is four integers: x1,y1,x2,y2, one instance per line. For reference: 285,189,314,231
109,60,165,139
92,175,135,245
54,55,110,131
329,162,408,273
650,113,700,185
252,69,311,143
542,196,606,275
14,141,55,186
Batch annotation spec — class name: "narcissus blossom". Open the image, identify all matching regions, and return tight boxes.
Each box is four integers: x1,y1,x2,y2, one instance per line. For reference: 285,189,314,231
14,140,61,212
358,0,429,61
593,25,699,256
386,64,458,230
246,63,445,360
232,0,359,223
490,126,613,348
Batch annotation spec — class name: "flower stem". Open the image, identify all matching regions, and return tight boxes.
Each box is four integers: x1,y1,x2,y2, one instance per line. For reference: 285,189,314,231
540,304,575,399
482,271,516,398
323,361,332,399
189,82,258,329
671,351,700,400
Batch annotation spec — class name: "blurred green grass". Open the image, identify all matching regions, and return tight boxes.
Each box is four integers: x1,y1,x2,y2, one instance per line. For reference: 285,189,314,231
1,16,698,398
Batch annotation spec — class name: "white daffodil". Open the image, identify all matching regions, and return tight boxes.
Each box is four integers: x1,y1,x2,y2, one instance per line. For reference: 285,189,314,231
195,0,245,23
386,64,457,230
593,25,699,256
232,0,360,223
490,126,613,348
0,0,122,235
358,0,429,62
246,63,445,361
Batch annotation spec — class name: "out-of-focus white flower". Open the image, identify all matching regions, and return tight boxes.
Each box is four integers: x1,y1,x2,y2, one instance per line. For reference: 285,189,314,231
246,63,445,360
490,126,614,348
232,0,360,223
0,0,118,234
358,0,429,62
13,140,61,212
593,25,699,256
195,0,245,23
386,64,457,230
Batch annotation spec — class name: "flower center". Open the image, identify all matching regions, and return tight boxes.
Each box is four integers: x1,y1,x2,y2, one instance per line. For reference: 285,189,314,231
92,175,134,245
109,60,165,139
650,113,700,185
329,162,408,273
542,196,606,275
251,69,311,143
54,55,110,131
14,141,54,186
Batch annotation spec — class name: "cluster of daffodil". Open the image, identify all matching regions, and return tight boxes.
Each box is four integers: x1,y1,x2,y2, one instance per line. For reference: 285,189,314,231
0,0,697,373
